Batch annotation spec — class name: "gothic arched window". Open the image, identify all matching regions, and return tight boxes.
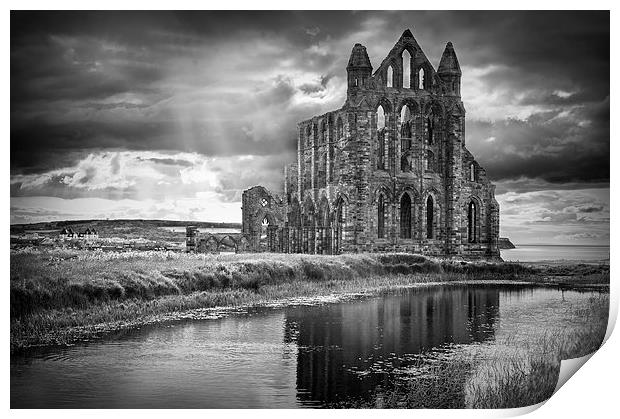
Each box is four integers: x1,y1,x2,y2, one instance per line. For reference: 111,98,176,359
400,105,412,139
426,195,434,239
401,154,410,172
402,50,412,88
418,68,425,90
468,200,478,243
387,66,393,88
427,116,434,144
426,150,435,172
377,106,386,170
400,193,412,239
378,194,385,238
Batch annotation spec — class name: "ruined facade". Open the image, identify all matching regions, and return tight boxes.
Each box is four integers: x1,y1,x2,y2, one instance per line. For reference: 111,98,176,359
242,29,500,258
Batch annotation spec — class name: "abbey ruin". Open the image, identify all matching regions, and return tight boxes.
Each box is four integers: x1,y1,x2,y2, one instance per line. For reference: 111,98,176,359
242,29,500,258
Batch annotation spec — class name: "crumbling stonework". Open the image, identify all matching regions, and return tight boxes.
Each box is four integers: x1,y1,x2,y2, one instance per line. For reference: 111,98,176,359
242,29,500,258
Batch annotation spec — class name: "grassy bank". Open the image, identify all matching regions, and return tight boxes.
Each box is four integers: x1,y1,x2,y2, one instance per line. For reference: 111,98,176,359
331,293,609,409
10,249,608,352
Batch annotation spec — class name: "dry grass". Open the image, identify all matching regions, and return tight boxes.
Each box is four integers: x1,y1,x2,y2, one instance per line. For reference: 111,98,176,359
464,293,609,408
330,294,609,409
10,249,535,318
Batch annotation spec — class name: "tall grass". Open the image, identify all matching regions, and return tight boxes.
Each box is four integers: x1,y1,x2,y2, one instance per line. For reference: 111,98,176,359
464,294,609,408
11,249,536,318
10,249,607,352
329,294,609,409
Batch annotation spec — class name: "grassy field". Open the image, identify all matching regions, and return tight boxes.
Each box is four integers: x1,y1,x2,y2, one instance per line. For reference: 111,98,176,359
10,249,609,352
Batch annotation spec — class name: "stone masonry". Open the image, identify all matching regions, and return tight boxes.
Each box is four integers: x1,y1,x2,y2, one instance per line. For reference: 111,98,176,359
242,29,500,258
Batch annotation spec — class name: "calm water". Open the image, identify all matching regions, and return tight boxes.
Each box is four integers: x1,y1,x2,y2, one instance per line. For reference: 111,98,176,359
11,285,599,408
501,245,609,262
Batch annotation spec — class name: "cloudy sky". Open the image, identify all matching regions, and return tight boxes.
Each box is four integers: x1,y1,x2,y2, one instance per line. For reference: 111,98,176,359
10,11,609,245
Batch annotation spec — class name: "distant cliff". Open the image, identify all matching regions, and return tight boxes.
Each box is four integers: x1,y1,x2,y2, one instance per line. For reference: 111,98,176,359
498,237,516,249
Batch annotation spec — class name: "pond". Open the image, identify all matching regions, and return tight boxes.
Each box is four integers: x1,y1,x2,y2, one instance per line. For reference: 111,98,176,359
10,284,602,408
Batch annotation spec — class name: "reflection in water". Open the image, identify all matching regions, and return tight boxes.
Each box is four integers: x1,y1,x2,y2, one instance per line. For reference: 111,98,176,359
285,287,500,406
12,285,597,408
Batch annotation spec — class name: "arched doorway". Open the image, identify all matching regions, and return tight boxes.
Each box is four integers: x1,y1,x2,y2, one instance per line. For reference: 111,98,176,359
400,193,412,239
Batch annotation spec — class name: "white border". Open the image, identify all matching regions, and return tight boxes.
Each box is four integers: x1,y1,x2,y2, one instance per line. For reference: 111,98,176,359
3,2,616,418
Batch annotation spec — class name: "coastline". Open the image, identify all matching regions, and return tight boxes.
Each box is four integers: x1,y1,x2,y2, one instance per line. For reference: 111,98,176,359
10,249,609,353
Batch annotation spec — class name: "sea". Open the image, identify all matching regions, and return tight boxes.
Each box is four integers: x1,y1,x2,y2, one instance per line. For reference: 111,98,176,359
501,245,609,262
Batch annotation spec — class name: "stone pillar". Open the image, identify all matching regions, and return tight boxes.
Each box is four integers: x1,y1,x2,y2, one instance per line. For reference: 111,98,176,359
297,126,303,202
445,105,464,255
311,122,317,192
327,119,332,185
352,110,372,248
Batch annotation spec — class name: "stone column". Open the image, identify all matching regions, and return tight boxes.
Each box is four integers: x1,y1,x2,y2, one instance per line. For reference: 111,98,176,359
445,105,464,255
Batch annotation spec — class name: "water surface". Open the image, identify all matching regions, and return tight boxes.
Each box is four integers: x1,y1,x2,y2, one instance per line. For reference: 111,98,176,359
11,285,599,408
501,245,609,262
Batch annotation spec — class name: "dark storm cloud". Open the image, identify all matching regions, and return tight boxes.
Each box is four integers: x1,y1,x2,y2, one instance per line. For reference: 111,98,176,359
10,10,609,189
467,96,610,184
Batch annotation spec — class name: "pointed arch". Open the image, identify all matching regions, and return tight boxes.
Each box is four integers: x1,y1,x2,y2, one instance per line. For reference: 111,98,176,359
467,201,477,243
260,216,270,248
465,196,483,244
334,193,349,223
333,193,349,254
400,105,412,140
418,68,425,90
387,65,393,87
376,105,386,130
317,195,331,227
398,100,419,154
424,101,445,119
376,105,387,170
377,193,386,239
402,50,412,88
400,104,412,122
373,185,392,204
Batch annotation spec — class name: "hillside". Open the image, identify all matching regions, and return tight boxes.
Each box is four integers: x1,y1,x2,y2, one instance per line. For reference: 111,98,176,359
10,219,241,242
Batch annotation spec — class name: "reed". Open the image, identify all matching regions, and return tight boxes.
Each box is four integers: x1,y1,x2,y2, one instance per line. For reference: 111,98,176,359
329,294,609,409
